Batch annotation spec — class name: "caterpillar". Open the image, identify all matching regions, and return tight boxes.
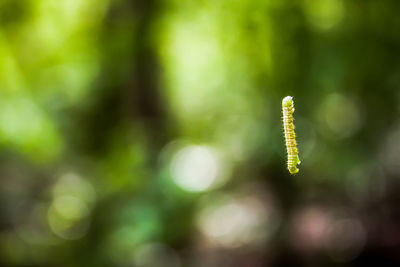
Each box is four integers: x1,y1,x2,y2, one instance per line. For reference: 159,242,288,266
282,96,301,174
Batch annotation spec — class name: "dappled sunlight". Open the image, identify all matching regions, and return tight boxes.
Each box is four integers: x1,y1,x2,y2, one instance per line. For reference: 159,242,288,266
0,96,63,161
47,173,95,240
48,195,90,240
318,93,364,139
170,145,229,192
197,188,280,249
303,0,345,31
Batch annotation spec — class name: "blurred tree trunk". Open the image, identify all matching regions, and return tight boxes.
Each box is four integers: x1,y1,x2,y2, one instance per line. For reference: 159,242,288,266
76,0,168,157
129,0,169,152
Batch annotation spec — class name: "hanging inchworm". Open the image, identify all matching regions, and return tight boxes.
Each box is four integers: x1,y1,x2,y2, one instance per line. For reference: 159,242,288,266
282,96,300,174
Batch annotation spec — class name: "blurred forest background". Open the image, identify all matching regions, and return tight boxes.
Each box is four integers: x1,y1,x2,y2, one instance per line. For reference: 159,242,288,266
0,0,400,266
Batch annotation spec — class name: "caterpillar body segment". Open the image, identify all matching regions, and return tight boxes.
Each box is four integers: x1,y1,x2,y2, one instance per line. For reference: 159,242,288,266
282,96,301,174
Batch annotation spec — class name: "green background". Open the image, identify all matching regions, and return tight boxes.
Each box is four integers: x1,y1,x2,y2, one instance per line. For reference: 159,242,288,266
0,0,399,266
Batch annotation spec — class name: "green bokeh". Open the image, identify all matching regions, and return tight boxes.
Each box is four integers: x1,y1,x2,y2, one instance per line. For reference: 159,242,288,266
0,0,399,266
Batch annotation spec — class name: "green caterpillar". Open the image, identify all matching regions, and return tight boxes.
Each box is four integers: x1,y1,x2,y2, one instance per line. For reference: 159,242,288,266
282,96,301,174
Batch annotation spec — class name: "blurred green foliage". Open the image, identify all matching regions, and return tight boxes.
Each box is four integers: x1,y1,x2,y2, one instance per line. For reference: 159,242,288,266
0,0,400,266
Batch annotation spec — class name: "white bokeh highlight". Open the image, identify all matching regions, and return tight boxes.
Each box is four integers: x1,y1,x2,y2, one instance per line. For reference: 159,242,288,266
170,145,225,192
